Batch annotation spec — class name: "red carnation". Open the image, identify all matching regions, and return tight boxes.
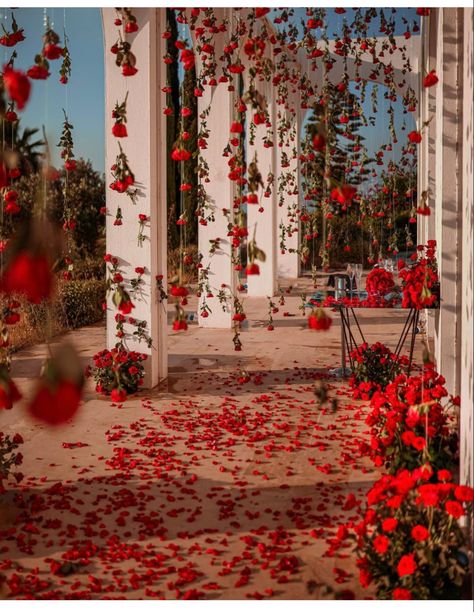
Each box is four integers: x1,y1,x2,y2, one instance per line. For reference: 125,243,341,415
27,64,50,80
43,43,63,60
2,65,31,110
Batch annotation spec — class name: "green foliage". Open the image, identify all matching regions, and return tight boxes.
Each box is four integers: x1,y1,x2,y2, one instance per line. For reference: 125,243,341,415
56,278,105,329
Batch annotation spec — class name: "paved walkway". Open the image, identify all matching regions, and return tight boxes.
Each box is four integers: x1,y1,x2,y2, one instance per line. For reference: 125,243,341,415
1,282,425,599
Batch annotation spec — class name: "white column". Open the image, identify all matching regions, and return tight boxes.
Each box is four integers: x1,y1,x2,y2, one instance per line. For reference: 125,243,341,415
197,83,236,328
433,8,463,396
276,91,300,280
460,7,474,489
247,78,277,297
103,8,167,386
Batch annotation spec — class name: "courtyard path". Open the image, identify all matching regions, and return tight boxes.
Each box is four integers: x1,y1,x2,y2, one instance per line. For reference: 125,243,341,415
1,284,423,599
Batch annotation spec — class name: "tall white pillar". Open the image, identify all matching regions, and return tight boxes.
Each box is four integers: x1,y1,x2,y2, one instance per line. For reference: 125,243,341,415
197,82,236,328
246,78,277,297
103,8,168,386
460,7,474,490
433,8,463,395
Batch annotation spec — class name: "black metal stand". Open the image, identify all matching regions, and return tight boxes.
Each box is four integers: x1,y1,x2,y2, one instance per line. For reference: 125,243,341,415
333,307,420,378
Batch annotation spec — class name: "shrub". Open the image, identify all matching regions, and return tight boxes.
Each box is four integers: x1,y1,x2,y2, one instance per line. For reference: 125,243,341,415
56,278,106,329
349,342,407,400
355,466,473,599
361,366,459,473
89,347,147,400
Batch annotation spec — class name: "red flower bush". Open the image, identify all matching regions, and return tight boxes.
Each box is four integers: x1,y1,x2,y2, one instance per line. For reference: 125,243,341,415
90,347,147,400
365,268,395,298
354,466,473,599
398,241,439,309
361,366,458,473
349,342,406,400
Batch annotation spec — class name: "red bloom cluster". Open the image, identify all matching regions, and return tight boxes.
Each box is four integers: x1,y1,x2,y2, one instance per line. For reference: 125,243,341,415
355,466,473,599
91,347,147,401
365,268,395,297
361,365,458,472
398,241,439,309
349,342,405,400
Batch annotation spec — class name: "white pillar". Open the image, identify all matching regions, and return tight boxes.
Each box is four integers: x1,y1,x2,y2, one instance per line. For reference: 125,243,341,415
276,92,300,280
103,8,168,386
433,8,463,395
197,82,236,328
460,7,474,489
247,78,277,297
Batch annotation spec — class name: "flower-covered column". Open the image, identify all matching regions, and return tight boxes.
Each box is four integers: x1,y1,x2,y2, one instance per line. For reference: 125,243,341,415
246,77,277,297
103,8,168,386
276,87,300,280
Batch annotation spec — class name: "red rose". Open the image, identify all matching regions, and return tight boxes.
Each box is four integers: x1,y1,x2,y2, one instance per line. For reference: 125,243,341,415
28,380,82,425
382,517,398,532
423,70,439,88
112,122,128,138
373,534,389,554
43,43,63,60
397,553,417,577
454,485,474,502
411,525,430,542
445,500,464,518
246,263,260,275
2,65,31,110
393,588,412,600
308,308,332,331
122,64,138,76
1,250,53,304
27,64,50,80
365,268,394,296
331,184,357,205
111,387,127,403
408,130,422,144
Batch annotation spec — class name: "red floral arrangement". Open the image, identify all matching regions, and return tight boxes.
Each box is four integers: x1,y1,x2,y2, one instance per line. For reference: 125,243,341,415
354,465,473,599
365,267,395,297
361,366,459,473
349,342,406,400
89,347,147,402
398,241,439,309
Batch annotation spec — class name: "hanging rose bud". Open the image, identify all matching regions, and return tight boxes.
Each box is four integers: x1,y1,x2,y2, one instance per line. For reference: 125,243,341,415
28,343,84,425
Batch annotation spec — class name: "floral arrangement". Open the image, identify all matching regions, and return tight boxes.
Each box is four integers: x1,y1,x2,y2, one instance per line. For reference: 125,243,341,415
355,465,473,599
350,342,406,400
365,268,395,298
361,366,459,473
89,347,147,402
0,432,23,494
398,241,439,309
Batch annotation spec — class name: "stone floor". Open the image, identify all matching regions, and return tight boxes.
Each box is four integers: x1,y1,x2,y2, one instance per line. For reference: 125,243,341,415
0,279,427,599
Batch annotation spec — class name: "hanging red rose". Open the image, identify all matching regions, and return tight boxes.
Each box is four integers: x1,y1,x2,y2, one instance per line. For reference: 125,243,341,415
0,249,53,303
307,307,332,331
408,130,422,144
423,70,439,88
28,344,84,425
2,65,31,110
331,184,357,205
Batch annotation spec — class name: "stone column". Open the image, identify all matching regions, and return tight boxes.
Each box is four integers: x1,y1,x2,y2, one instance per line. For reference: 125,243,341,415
460,7,473,490
276,88,300,280
103,8,168,386
432,8,463,396
246,77,277,297
197,83,236,328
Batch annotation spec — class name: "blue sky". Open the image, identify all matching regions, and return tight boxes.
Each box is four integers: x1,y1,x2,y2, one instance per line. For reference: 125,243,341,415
3,8,105,173
4,8,418,176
